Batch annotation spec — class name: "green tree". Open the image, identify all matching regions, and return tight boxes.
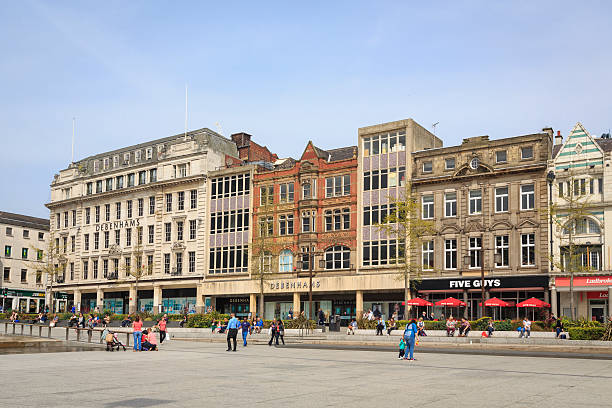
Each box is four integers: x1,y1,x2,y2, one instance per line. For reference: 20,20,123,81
376,182,436,318
28,232,66,313
547,173,599,320
119,234,151,314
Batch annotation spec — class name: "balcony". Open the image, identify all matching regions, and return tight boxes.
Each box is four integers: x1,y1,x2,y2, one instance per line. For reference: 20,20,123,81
107,273,118,280
170,267,182,276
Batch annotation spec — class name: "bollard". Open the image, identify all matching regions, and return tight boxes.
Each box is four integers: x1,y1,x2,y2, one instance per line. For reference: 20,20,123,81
4,322,7,332
29,325,33,336
48,327,51,338
12,323,15,335
76,329,81,342
65,327,69,341
21,324,24,335
87,330,92,343
39,326,42,337
126,332,130,347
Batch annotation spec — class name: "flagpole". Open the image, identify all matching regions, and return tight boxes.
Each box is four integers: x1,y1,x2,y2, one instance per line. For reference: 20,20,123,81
184,84,188,141
71,117,75,163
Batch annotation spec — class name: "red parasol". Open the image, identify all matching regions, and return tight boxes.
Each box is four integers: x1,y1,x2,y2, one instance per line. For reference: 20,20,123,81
405,298,433,306
478,297,511,307
435,297,467,307
516,298,550,308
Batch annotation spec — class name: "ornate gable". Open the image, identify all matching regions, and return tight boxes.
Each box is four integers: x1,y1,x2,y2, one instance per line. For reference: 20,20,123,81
555,123,603,170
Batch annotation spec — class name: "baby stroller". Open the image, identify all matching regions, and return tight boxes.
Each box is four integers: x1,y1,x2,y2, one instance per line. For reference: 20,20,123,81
103,329,126,351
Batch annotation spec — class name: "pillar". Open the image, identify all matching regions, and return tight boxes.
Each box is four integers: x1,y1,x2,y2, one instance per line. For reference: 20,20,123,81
293,292,301,318
153,285,162,314
96,288,104,312
356,290,364,318
196,285,204,314
250,294,257,318
73,289,81,312
608,287,612,319
129,285,137,314
463,289,468,319
551,286,558,318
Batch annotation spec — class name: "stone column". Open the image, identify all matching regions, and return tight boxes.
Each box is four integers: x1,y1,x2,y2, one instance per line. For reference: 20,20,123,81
129,285,137,314
608,287,612,319
463,289,469,319
551,286,557,318
96,288,104,312
293,292,301,317
195,285,204,314
356,290,364,318
250,293,257,317
153,285,162,314
73,289,81,312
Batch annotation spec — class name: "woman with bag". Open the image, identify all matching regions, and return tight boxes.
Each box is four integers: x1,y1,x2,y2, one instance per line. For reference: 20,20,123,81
268,320,277,346
275,319,285,345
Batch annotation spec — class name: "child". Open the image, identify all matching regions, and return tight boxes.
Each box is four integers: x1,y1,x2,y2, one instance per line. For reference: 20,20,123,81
398,338,406,359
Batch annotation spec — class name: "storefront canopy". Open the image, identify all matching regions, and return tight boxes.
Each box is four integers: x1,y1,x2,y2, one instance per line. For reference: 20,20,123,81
516,297,550,308
405,298,433,306
435,297,466,307
478,297,511,307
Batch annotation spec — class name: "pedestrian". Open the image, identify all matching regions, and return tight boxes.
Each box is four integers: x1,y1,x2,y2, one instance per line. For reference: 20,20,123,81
398,337,406,359
555,317,564,338
318,308,325,325
241,317,250,347
403,319,418,361
376,317,384,336
521,317,531,338
133,315,143,352
268,320,277,346
226,313,241,352
158,314,167,343
275,319,285,345
486,320,494,337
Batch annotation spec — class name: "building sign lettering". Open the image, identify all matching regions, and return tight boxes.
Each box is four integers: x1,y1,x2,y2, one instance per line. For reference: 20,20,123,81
449,279,501,289
95,219,141,232
270,280,321,291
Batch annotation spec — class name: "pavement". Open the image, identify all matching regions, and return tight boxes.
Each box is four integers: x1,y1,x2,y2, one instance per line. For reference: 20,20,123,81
1,339,612,407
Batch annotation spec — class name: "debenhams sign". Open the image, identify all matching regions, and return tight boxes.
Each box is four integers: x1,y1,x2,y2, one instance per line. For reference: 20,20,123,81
95,219,141,232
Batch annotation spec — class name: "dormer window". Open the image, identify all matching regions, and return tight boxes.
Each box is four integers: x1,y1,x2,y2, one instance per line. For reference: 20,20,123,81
445,158,455,170
93,161,100,172
423,161,433,173
135,150,141,163
113,155,119,167
146,148,153,160
123,153,130,164
103,158,110,170
521,146,533,160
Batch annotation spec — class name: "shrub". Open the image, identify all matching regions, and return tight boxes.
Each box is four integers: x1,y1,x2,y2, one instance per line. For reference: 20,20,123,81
471,317,492,331
493,319,513,331
568,327,605,340
186,312,229,328
356,318,378,329
283,316,315,329
424,320,446,330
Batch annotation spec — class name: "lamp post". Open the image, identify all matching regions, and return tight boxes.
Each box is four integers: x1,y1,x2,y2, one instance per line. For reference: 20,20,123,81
296,247,325,320
464,239,502,318
547,171,556,272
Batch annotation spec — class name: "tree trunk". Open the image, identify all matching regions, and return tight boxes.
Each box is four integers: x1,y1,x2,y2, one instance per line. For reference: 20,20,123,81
569,270,575,320
404,274,410,320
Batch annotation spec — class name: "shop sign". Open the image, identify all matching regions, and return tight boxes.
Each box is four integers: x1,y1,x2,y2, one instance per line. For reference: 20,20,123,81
556,276,612,287
3,289,45,298
95,219,141,232
587,291,609,299
229,298,249,303
54,292,68,300
416,275,549,291
269,279,321,291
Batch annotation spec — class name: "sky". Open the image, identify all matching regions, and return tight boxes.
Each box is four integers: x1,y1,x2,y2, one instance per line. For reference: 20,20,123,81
1,1,611,218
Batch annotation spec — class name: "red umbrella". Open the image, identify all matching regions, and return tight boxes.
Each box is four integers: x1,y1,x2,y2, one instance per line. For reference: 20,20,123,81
517,298,550,308
478,297,510,307
435,297,466,307
405,298,433,306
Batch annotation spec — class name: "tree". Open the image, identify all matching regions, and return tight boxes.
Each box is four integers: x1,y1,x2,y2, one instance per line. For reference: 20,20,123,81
376,182,436,319
547,173,598,320
28,232,66,313
119,232,151,314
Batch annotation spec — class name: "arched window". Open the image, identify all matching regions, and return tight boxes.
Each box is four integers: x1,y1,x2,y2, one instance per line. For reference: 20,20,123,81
279,249,293,272
563,218,601,235
325,245,350,270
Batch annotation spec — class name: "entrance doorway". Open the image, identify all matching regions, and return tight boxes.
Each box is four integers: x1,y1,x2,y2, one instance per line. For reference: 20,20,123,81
589,299,608,323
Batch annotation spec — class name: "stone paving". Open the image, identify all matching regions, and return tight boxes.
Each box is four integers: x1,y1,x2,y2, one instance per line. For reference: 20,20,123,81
1,339,611,407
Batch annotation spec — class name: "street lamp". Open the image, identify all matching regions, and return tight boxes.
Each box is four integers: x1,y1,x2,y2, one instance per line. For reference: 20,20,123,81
547,171,556,272
464,243,503,318
296,249,325,320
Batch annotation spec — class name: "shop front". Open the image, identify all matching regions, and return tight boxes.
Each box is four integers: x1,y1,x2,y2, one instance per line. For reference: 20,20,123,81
216,296,251,318
1,289,46,313
161,288,196,314
103,291,129,314
416,275,550,320
554,275,612,322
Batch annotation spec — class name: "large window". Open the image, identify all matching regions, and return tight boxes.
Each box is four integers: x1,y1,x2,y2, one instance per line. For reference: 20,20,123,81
302,180,316,199
279,183,295,203
495,187,508,213
520,184,535,210
362,239,404,266
325,245,350,270
495,235,509,267
444,239,457,270
211,210,249,234
469,237,482,268
325,208,350,231
301,211,315,233
325,175,350,197
258,216,273,237
444,192,456,217
422,241,434,270
260,186,274,206
422,195,434,219
362,131,406,157
165,193,172,212
116,202,122,220
178,191,185,211
149,196,155,215
469,190,482,215
279,214,294,235
211,174,250,199
279,249,293,272
521,233,535,266
363,204,395,226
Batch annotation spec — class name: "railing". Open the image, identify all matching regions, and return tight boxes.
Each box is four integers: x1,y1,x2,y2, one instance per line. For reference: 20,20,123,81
1,322,131,347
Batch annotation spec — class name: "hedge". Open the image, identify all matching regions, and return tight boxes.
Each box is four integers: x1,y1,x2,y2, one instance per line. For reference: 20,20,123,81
568,327,606,340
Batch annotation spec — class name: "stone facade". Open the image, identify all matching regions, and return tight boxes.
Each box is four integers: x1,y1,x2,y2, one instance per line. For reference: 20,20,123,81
0,211,49,312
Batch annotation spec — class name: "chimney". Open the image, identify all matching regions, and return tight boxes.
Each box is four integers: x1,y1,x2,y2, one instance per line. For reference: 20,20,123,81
555,130,563,146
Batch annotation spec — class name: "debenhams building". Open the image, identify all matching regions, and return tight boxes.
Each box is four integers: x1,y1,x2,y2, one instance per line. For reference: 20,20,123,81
48,129,239,314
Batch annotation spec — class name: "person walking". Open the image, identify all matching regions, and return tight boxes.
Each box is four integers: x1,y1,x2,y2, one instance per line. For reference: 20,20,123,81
158,314,167,344
132,316,143,352
241,317,251,347
268,320,277,346
275,319,285,345
226,313,241,352
398,337,406,359
403,319,419,361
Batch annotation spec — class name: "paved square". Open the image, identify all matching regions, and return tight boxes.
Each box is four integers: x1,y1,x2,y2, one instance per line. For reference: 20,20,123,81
1,340,611,407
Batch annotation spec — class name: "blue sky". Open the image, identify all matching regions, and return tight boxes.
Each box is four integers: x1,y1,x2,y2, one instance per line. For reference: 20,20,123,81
1,1,611,218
